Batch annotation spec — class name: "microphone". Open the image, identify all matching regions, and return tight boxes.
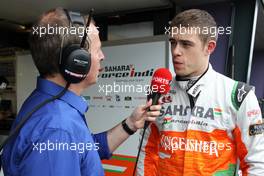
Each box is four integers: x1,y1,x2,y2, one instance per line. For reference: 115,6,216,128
133,68,172,176
144,68,172,129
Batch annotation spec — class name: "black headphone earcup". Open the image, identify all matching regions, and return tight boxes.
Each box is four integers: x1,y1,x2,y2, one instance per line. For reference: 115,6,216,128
60,44,91,83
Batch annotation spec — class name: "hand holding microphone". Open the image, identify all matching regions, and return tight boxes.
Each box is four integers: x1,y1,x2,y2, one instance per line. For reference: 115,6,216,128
126,68,172,131
126,98,160,132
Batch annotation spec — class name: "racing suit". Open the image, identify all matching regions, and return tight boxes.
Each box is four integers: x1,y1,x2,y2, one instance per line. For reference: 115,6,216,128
137,65,264,176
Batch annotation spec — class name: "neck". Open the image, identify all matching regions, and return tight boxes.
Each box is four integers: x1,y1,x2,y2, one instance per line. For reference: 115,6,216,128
177,64,209,81
46,74,85,96
177,74,201,81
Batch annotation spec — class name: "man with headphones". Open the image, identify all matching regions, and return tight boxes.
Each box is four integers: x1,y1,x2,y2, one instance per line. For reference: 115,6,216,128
1,7,162,176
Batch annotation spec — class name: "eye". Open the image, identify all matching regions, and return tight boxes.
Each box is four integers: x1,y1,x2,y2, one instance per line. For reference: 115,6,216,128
181,41,192,48
169,39,177,46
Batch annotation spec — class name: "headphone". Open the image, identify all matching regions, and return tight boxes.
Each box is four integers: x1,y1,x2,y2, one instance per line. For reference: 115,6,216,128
59,9,94,84
0,9,95,163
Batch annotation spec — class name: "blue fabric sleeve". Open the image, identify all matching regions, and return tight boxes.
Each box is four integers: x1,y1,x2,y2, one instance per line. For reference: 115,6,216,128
92,131,112,159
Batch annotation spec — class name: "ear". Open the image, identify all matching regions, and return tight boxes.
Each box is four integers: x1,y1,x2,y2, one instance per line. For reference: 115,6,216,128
205,40,216,55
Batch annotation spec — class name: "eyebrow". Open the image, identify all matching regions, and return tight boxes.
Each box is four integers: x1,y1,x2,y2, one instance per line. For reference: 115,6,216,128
169,38,195,45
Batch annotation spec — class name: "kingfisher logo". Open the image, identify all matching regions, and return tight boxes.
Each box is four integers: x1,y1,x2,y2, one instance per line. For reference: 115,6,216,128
98,64,154,78
160,134,232,157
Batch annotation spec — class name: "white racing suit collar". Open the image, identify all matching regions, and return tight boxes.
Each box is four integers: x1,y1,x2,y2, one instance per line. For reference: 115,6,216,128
174,64,214,98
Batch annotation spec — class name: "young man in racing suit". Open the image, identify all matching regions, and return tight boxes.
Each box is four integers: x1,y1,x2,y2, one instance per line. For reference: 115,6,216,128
137,9,264,176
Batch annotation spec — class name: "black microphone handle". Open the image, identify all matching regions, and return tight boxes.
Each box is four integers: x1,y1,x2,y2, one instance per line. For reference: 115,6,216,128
144,92,161,129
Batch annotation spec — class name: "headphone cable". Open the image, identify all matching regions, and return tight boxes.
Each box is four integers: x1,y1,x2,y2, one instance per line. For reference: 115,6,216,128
0,82,70,153
132,125,148,176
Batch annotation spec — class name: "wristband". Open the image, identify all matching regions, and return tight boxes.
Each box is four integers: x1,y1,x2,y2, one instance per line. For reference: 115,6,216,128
122,119,136,135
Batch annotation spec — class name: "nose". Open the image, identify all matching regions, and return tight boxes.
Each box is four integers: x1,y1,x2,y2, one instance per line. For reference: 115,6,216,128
100,50,105,61
172,44,182,57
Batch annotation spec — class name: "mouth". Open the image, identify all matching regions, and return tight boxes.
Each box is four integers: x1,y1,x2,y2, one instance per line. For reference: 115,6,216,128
173,60,183,65
173,61,184,69
99,68,104,72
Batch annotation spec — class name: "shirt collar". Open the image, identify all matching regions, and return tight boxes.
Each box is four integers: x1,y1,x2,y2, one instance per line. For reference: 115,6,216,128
36,77,88,114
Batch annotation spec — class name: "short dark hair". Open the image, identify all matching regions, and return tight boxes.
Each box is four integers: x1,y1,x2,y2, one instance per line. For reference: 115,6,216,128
170,9,217,44
29,7,90,78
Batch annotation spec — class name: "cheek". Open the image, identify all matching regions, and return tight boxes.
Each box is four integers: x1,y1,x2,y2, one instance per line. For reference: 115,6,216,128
184,50,202,68
89,57,100,75
90,56,97,68
190,48,203,58
183,49,196,62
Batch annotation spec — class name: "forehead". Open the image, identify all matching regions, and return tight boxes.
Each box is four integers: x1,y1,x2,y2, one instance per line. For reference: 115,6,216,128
170,27,202,42
88,23,101,45
89,23,99,34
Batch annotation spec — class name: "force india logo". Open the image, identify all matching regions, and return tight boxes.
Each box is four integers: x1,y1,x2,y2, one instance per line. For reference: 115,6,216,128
160,105,223,120
160,134,232,157
98,65,154,78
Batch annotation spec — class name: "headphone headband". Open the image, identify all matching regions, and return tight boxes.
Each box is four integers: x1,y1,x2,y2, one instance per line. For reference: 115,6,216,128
64,10,85,26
